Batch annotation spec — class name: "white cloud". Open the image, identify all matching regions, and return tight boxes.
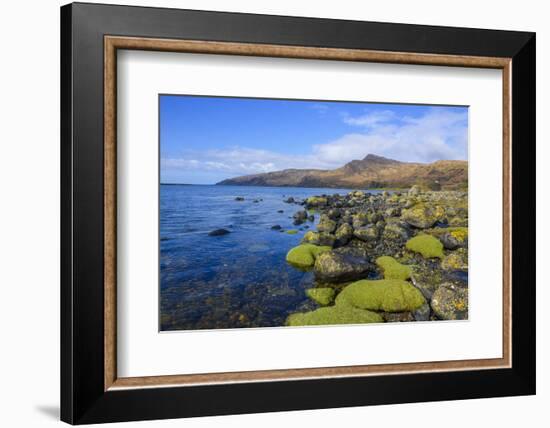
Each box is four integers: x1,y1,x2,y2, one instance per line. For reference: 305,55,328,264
342,110,396,127
162,107,468,181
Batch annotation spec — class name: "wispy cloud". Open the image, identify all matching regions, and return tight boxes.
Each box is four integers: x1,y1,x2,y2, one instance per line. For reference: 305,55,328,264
162,107,467,182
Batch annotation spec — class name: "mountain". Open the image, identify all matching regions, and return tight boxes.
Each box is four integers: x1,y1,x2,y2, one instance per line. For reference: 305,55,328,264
216,154,468,190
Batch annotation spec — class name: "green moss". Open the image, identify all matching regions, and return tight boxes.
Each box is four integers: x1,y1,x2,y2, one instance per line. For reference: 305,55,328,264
286,229,299,235
285,244,331,268
287,304,383,326
336,279,426,312
306,288,335,306
375,256,412,280
406,234,444,259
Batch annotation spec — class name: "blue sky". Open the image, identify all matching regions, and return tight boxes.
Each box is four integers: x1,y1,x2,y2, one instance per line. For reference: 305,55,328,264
160,95,468,184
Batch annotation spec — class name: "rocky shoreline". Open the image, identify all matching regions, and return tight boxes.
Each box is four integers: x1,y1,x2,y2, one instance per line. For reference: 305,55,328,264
282,185,469,326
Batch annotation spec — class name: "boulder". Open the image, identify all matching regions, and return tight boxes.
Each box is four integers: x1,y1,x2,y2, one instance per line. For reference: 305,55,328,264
314,247,374,282
401,203,440,229
353,225,379,242
441,248,468,271
440,227,468,250
334,223,354,246
301,231,336,247
305,196,328,208
431,283,468,320
316,215,337,233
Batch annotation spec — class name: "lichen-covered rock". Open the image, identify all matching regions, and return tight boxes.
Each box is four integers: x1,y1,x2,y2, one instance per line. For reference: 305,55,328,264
314,247,374,282
382,220,410,241
286,244,331,268
401,203,440,229
301,231,336,247
353,225,379,242
406,234,444,259
441,248,468,271
306,196,328,208
334,222,354,246
440,227,468,250
431,283,468,320
336,279,426,312
375,256,412,280
287,304,383,326
317,215,337,234
351,211,368,225
306,288,335,306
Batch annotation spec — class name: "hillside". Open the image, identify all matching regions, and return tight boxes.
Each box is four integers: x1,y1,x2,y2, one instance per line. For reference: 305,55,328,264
216,154,468,190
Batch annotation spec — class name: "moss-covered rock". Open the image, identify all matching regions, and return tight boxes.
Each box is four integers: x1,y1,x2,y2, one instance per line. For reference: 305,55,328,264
336,279,426,312
405,234,444,259
401,203,440,229
287,304,383,326
286,229,299,235
301,231,336,247
376,256,412,280
441,248,468,271
286,244,331,268
306,288,335,306
431,283,468,320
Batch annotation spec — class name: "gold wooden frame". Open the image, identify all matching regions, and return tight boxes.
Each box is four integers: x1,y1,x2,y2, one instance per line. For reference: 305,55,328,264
104,36,512,391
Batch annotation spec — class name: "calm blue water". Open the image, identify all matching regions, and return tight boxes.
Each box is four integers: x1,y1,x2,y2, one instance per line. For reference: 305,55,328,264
160,184,382,331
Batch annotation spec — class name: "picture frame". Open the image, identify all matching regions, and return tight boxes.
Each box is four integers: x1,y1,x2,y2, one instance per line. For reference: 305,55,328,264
60,2,535,424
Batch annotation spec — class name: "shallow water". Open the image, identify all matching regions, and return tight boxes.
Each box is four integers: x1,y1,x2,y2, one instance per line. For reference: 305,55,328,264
160,184,383,331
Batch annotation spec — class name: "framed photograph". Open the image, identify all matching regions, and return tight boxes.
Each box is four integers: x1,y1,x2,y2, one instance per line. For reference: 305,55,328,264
61,2,535,424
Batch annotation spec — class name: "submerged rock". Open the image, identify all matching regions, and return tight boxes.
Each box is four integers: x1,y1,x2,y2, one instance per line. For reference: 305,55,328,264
234,196,245,201
293,210,308,225
208,228,231,236
314,247,374,282
431,283,468,320
336,279,426,312
271,225,282,230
